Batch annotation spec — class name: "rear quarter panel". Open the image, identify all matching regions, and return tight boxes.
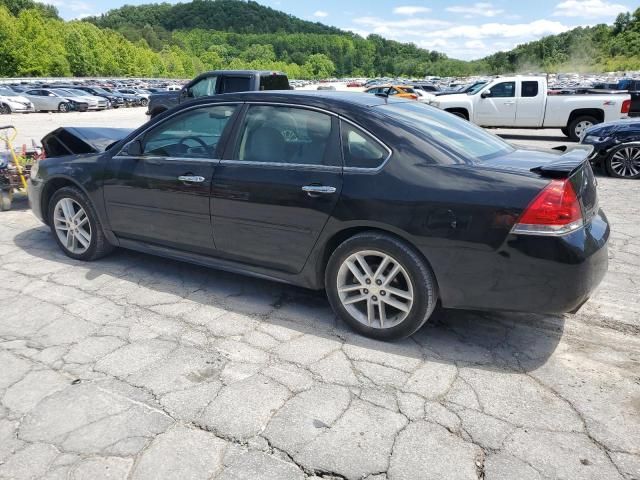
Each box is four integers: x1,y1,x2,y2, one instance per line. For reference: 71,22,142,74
544,94,630,126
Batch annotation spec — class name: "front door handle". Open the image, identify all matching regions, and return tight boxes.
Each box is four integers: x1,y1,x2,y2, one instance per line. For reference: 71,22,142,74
178,175,205,183
302,185,337,195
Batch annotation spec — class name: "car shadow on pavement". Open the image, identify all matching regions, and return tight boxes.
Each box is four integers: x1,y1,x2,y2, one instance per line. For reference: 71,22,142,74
13,225,565,374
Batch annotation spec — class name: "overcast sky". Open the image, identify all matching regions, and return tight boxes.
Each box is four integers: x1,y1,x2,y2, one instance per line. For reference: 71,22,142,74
41,0,632,60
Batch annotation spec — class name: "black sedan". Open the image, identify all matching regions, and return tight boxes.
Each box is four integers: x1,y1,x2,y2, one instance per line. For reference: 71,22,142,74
581,119,640,179
27,91,609,340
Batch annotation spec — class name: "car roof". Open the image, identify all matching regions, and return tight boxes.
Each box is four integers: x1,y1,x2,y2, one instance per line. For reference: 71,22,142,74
181,90,408,114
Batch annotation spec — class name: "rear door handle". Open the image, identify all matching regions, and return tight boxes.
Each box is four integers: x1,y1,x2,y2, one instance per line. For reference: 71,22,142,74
178,175,205,183
302,185,336,194
504,101,515,105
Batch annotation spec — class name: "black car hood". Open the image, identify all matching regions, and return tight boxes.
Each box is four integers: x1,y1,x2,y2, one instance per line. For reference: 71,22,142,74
41,127,133,157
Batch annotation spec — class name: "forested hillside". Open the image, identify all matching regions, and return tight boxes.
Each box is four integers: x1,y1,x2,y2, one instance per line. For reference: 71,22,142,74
0,0,638,79
474,10,640,73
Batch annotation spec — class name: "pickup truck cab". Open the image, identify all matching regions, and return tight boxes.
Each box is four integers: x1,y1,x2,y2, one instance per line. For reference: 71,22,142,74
430,76,631,141
147,70,290,119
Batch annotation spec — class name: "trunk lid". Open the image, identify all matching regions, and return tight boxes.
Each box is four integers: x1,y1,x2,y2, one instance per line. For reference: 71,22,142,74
480,145,599,224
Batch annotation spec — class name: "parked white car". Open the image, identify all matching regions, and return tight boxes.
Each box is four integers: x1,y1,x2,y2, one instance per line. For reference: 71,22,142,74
429,76,631,140
0,87,34,114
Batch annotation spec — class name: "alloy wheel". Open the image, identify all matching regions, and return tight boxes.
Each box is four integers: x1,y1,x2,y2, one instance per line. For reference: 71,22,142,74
574,120,593,139
53,198,92,254
337,250,414,329
610,146,640,177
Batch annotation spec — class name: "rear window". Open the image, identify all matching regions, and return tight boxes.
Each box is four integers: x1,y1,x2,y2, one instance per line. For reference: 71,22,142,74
380,102,514,162
221,76,251,93
260,74,289,90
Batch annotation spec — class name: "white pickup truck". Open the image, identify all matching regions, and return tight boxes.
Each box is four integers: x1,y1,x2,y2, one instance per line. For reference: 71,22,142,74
429,76,631,141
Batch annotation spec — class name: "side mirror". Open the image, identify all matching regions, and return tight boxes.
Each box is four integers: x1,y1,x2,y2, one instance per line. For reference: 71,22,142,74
480,90,491,98
181,87,191,99
124,139,142,156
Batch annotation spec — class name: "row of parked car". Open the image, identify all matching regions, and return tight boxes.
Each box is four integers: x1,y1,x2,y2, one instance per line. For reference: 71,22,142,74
0,84,154,114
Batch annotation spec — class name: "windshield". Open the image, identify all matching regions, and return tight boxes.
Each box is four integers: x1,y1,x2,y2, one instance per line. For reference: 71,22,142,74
91,87,110,94
466,83,487,95
379,101,514,162
57,89,82,97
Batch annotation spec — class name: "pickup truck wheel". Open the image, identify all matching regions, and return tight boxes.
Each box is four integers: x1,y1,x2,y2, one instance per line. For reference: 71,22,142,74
567,116,597,142
605,144,640,179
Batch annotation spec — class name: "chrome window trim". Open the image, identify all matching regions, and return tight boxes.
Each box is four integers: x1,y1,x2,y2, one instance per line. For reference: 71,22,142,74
113,155,222,163
218,159,341,173
338,116,392,173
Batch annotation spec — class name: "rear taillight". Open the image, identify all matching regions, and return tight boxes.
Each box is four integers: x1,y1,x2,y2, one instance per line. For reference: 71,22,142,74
512,179,583,236
622,99,631,114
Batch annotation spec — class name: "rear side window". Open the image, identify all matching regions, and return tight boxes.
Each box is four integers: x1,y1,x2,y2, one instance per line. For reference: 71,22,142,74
189,76,218,98
341,122,389,169
259,75,289,90
522,81,539,97
221,76,251,93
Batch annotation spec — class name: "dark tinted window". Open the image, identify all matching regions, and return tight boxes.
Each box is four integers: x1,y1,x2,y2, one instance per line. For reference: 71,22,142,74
522,81,539,97
487,82,515,98
142,104,237,158
259,74,289,90
380,102,514,162
221,76,251,93
341,122,388,169
237,105,337,166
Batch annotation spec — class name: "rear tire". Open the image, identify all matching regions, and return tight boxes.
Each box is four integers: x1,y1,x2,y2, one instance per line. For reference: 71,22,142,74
47,186,115,261
325,232,438,340
567,116,597,142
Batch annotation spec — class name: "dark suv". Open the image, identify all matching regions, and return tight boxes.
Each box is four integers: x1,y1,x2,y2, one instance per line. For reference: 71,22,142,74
146,70,290,118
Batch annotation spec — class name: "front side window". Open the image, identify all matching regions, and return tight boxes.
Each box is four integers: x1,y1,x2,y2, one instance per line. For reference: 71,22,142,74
521,81,539,97
142,104,237,158
237,105,337,166
189,76,218,98
341,122,389,169
487,82,515,98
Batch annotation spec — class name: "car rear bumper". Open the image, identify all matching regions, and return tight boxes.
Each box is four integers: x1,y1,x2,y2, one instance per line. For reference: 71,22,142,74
437,209,610,314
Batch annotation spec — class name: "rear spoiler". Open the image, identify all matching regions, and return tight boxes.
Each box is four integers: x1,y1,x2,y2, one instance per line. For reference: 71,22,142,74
530,144,593,179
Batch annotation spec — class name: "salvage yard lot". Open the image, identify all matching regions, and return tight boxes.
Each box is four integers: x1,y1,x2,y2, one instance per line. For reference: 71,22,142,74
0,111,639,479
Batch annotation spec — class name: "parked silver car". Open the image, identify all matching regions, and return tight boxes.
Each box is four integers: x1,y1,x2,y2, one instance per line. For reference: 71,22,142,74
58,89,108,110
22,89,86,112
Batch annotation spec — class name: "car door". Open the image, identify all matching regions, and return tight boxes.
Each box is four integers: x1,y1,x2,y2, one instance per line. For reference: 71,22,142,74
103,103,240,254
24,90,44,111
515,80,544,127
474,81,516,126
211,103,343,273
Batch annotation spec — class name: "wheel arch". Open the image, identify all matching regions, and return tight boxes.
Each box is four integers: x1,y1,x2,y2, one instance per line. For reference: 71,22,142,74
316,224,439,292
40,176,91,225
444,107,469,120
567,108,604,126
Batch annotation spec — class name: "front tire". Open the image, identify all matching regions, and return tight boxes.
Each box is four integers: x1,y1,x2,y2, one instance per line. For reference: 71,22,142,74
325,232,438,340
605,144,640,179
0,103,11,114
48,186,114,261
58,102,69,113
567,116,597,142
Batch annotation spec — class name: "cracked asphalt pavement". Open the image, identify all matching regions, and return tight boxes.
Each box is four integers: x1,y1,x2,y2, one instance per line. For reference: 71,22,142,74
0,173,639,480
